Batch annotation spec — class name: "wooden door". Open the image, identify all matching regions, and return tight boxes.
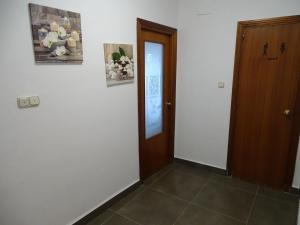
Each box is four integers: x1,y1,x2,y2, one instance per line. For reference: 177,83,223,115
137,19,177,180
228,16,300,190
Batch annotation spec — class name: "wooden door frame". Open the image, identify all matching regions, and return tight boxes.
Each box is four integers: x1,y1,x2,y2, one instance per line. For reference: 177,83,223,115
137,18,177,180
227,15,300,190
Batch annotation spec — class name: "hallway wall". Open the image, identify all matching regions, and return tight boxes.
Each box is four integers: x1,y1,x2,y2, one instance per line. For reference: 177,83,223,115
1,1,299,225
0,1,177,225
175,0,300,188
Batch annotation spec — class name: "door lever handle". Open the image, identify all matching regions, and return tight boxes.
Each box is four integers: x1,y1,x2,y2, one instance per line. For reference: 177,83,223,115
166,102,172,106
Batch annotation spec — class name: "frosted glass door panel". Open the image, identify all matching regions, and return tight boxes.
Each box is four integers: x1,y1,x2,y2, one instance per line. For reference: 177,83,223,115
145,42,164,139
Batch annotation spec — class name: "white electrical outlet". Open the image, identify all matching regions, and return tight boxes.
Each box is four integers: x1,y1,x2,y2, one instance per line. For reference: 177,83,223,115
29,96,40,106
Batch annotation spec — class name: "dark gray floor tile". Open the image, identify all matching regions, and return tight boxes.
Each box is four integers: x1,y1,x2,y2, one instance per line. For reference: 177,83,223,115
143,163,178,186
192,182,255,221
88,161,300,225
110,185,145,211
103,214,138,225
258,186,299,205
248,195,298,225
175,204,245,225
118,189,187,225
173,163,212,179
87,210,114,225
151,170,208,200
211,174,258,193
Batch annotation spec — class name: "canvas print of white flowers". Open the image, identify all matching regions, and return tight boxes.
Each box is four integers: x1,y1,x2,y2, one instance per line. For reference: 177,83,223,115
104,44,134,86
29,3,83,63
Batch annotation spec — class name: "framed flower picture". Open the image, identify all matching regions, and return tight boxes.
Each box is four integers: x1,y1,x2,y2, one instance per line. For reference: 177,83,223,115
29,3,83,63
104,43,134,87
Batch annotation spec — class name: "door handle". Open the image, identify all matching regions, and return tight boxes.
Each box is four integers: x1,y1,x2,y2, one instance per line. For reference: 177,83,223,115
283,109,291,118
166,102,172,110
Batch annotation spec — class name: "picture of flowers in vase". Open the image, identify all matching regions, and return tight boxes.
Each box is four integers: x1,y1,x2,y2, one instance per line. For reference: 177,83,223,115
104,44,134,87
29,3,83,63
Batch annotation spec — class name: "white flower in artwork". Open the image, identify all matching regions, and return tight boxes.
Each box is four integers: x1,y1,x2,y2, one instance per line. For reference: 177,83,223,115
106,63,114,71
50,21,59,32
125,64,132,70
58,26,67,38
124,56,130,62
127,69,134,77
109,70,117,80
55,46,67,56
42,32,58,48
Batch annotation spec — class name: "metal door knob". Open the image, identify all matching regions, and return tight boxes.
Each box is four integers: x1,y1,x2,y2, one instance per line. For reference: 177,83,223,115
166,102,172,106
283,109,291,117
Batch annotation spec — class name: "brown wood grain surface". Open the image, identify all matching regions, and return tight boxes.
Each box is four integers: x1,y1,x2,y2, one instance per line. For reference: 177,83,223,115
228,16,300,190
137,19,177,180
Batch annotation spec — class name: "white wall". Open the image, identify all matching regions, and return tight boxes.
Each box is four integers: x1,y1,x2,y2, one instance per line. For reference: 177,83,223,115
1,1,299,224
294,139,300,187
298,205,300,225
298,204,300,225
175,0,300,187
0,1,177,225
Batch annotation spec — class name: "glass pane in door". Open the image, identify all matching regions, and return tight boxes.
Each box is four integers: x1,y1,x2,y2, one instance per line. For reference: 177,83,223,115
145,42,164,139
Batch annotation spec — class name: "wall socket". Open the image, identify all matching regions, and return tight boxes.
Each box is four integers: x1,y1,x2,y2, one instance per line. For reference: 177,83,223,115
17,96,40,108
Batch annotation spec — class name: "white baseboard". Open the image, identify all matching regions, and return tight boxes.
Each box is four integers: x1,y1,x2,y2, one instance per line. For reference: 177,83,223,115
174,155,226,171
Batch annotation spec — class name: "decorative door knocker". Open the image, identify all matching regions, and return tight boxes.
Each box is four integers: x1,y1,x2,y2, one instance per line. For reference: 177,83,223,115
280,42,286,54
263,42,286,60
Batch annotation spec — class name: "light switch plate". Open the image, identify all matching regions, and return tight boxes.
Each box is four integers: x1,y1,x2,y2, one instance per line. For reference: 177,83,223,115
17,96,30,108
17,95,40,108
218,82,225,88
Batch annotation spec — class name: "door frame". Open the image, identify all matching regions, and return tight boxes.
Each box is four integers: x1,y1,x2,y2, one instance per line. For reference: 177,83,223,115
227,15,300,190
137,18,177,179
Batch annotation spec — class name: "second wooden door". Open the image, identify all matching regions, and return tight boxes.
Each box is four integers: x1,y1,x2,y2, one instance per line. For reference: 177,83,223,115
228,16,300,190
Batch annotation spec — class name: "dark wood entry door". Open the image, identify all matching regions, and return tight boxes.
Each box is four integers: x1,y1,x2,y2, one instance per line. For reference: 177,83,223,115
137,19,177,180
228,16,300,190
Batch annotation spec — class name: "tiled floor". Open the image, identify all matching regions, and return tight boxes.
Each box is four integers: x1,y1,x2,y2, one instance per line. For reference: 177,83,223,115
87,162,299,225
